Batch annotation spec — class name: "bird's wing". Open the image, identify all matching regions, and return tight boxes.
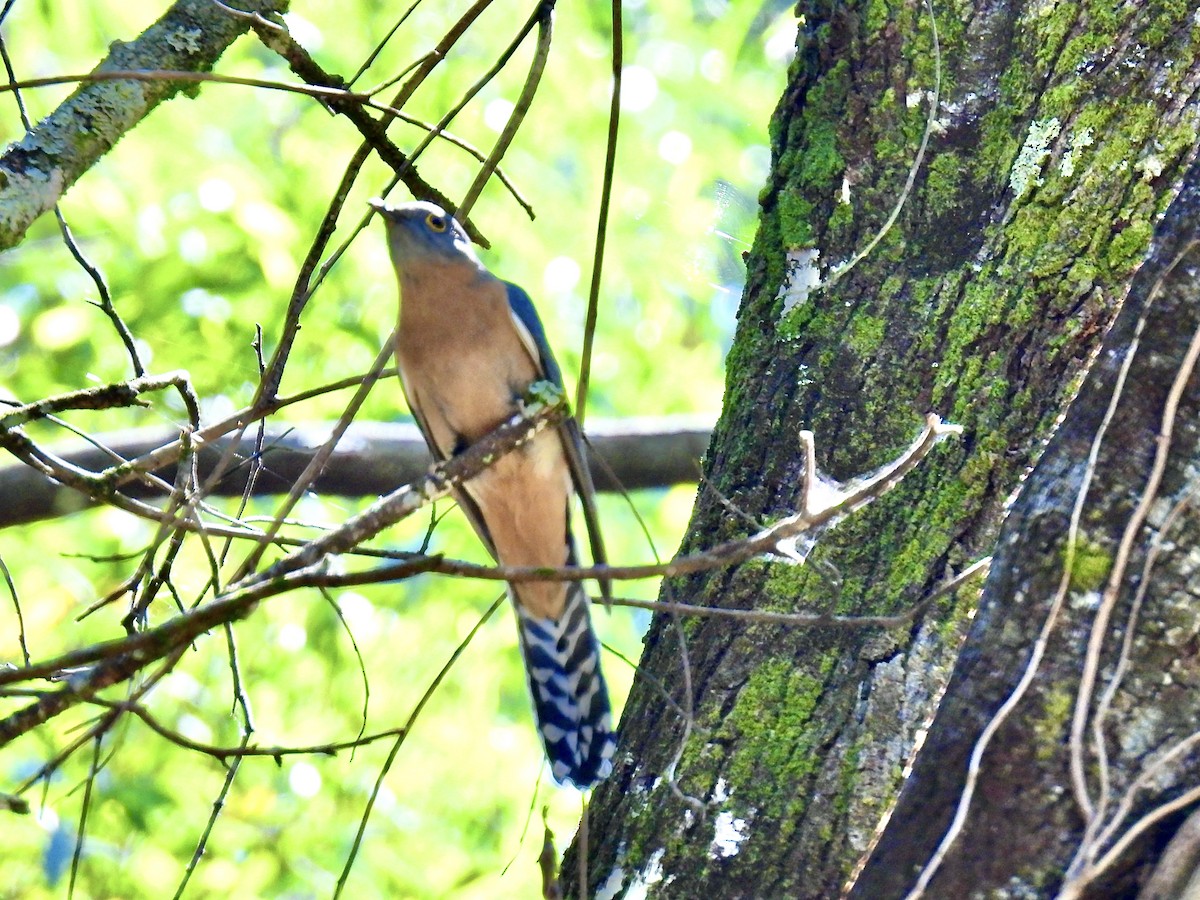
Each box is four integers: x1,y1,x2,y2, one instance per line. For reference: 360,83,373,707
397,361,500,560
504,282,610,601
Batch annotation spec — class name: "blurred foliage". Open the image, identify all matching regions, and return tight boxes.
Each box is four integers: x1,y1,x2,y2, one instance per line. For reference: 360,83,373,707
0,0,790,896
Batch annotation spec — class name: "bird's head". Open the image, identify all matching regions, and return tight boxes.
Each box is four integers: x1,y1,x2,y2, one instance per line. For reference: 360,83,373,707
369,199,478,267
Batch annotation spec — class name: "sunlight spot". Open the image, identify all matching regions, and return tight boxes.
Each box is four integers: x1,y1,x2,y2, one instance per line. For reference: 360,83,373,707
0,305,19,346
180,288,232,322
160,670,205,703
621,186,650,219
483,97,514,133
643,40,695,80
289,761,322,798
176,714,213,745
699,49,727,83
282,13,323,51
764,19,799,64
97,506,146,544
32,305,90,350
543,255,581,294
337,591,376,632
134,338,154,368
237,200,295,242
489,725,518,752
595,866,625,900
178,228,208,263
619,65,658,112
634,317,661,348
624,848,667,899
277,622,307,652
200,393,237,427
777,248,822,316
658,130,692,166
591,351,619,380
136,204,167,255
739,145,771,185
197,178,236,213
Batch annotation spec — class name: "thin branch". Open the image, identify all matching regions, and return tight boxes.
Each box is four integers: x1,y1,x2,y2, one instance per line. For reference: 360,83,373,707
0,0,290,250
345,0,424,87
458,0,552,217
333,593,505,897
252,0,497,408
0,370,193,430
172,735,247,899
0,552,29,667
575,0,623,425
231,333,399,580
0,413,713,527
83,697,410,762
67,734,103,898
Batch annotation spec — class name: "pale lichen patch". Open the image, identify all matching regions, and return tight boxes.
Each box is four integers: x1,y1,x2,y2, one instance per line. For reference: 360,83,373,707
0,165,63,233
1010,117,1062,197
594,865,625,900
623,848,669,899
166,27,203,54
776,248,822,317
710,810,749,858
1059,127,1094,178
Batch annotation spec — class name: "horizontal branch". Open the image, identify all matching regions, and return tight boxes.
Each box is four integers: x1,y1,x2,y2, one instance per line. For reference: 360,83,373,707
0,401,564,745
0,411,957,749
0,416,713,527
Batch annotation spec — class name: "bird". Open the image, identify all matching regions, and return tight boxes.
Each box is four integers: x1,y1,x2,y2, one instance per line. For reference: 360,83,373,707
370,198,616,789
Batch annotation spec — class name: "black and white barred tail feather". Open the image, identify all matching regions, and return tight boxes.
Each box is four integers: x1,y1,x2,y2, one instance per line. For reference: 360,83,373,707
516,583,616,789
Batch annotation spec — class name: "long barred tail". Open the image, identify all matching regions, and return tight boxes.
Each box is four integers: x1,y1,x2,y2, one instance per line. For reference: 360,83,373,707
516,583,616,788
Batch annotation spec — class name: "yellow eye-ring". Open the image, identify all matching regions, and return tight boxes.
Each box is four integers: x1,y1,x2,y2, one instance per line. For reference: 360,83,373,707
425,213,448,233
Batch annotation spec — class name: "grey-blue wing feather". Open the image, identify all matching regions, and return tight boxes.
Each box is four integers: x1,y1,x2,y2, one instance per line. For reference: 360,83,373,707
504,281,563,387
504,282,610,601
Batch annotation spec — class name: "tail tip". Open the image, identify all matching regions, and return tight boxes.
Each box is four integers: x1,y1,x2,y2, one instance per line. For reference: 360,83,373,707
549,729,617,789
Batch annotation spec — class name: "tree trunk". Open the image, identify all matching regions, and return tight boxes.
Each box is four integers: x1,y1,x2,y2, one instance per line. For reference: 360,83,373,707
567,1,1200,896
853,152,1200,900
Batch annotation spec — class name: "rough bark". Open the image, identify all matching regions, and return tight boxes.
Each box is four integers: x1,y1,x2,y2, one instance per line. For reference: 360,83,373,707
569,0,1200,896
0,0,290,249
852,153,1200,899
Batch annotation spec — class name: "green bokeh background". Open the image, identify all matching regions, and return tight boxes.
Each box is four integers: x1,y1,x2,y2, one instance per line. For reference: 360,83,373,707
0,2,788,896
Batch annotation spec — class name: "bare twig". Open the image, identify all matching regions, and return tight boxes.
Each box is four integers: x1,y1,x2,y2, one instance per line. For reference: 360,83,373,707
333,593,506,897
575,0,623,425
0,553,29,667
458,0,552,217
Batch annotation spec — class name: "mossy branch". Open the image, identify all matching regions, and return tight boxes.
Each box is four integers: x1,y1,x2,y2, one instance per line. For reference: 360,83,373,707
0,0,290,250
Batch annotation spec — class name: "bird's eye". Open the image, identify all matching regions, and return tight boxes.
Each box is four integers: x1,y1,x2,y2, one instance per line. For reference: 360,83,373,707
425,213,448,233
